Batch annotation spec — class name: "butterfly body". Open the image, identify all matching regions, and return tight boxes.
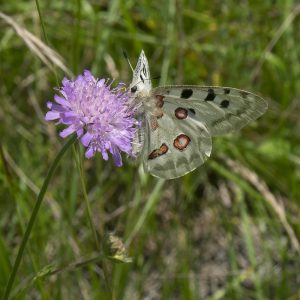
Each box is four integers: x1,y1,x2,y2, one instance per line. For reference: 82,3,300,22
130,51,268,179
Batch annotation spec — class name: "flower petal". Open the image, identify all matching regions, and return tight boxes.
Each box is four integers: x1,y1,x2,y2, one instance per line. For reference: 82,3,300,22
76,128,84,137
54,95,71,107
85,146,95,158
61,112,77,123
83,70,92,78
81,132,93,147
62,77,69,87
59,125,76,138
50,103,68,112
111,146,122,167
45,111,60,121
101,149,109,161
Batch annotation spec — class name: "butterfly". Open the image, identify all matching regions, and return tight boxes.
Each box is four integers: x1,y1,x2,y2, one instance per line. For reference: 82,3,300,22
129,50,268,179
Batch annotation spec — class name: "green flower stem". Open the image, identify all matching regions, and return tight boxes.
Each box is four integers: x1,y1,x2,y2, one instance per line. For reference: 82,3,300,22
3,135,77,300
72,146,113,299
72,145,100,250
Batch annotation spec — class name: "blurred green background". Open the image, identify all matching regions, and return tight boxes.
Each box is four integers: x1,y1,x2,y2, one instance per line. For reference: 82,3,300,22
1,1,300,299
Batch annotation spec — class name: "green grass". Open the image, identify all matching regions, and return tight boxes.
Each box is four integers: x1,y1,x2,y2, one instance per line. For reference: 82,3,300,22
1,0,300,299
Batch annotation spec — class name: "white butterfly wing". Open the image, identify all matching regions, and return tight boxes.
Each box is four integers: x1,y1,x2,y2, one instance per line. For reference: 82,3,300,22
141,101,212,179
153,86,268,136
130,50,151,93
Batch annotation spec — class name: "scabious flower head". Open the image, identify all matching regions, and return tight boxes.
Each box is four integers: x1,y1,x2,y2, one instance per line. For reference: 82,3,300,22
45,70,137,166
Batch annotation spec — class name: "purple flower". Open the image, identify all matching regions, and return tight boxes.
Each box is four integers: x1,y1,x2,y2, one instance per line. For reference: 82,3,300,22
45,70,137,166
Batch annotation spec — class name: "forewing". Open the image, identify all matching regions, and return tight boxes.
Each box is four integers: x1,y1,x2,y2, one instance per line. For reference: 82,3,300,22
130,50,152,92
153,86,268,136
142,104,212,179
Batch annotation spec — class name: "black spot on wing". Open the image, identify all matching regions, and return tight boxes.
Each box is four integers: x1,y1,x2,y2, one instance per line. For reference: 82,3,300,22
224,88,230,94
220,100,230,108
181,89,193,99
140,75,144,83
240,91,248,98
205,88,216,101
188,108,196,115
142,64,147,77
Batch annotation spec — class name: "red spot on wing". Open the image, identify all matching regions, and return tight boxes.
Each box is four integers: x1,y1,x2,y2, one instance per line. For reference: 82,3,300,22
155,95,165,108
148,143,169,160
173,134,190,150
154,95,165,118
175,107,188,119
150,116,158,131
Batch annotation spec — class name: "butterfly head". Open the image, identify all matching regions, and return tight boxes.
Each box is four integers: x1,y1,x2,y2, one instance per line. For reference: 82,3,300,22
129,50,152,96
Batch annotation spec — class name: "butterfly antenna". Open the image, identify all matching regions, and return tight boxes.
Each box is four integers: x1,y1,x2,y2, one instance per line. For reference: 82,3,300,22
122,50,134,73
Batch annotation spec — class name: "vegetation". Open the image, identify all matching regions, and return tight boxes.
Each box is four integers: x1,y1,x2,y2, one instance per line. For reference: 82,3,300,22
1,1,300,299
